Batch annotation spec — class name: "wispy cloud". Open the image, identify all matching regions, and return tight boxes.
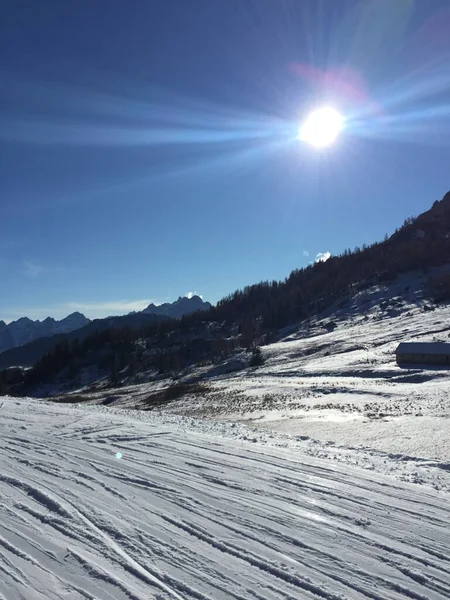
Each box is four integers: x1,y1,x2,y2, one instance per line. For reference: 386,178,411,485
302,250,310,257
22,260,45,278
185,291,203,299
1,298,159,323
315,251,331,263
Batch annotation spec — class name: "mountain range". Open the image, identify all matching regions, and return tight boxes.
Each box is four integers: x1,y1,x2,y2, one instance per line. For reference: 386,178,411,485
0,312,90,354
0,295,212,360
3,190,450,378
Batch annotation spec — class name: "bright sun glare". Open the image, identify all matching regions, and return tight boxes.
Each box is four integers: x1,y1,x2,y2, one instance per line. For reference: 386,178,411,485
300,107,344,148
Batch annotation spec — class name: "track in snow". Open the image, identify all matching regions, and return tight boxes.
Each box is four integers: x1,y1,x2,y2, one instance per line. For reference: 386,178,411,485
1,398,449,599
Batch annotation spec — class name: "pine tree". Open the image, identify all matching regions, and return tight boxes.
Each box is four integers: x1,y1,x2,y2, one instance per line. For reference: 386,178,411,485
110,353,119,385
0,373,8,396
250,346,264,367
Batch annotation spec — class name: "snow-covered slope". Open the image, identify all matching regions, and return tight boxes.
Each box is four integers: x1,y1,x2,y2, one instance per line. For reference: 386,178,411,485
112,272,448,463
1,397,449,599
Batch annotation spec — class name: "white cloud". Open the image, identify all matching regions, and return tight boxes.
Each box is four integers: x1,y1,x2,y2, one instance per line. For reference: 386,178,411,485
23,260,44,278
302,250,309,257
185,291,203,300
315,251,331,263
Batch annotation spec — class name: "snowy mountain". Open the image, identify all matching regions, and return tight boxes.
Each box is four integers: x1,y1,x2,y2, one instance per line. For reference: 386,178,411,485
142,295,211,319
1,396,449,599
0,312,90,353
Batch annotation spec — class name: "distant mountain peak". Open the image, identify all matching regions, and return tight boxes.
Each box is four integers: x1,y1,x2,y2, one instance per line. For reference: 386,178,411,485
142,295,211,319
441,190,450,204
61,311,89,324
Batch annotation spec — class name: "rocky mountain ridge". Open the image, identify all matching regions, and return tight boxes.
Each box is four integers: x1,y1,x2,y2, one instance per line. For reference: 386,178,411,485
0,312,90,354
1,296,212,356
143,295,211,319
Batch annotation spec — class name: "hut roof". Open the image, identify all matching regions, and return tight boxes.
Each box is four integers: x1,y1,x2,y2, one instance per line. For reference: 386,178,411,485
396,342,450,356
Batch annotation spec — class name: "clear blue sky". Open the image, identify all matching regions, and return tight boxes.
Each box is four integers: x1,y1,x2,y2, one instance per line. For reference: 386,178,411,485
1,0,450,322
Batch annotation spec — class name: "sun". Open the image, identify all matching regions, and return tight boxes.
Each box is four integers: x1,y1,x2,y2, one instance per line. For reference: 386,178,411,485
300,107,344,148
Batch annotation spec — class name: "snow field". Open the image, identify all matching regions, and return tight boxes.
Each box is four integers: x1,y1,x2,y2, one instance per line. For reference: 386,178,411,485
1,397,449,599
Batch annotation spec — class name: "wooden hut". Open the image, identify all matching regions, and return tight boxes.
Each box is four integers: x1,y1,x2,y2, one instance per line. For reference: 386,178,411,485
395,342,450,366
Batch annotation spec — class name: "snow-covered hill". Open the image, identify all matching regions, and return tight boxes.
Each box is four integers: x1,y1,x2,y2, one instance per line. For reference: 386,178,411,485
1,396,449,599
64,271,450,470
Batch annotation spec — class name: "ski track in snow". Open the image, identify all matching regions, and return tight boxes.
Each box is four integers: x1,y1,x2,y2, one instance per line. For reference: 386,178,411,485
0,398,449,599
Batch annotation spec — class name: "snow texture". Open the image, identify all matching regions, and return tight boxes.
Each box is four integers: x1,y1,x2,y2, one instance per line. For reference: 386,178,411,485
1,396,449,599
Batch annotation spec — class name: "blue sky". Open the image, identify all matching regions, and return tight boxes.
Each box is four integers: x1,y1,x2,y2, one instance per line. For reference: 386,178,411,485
2,0,450,322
